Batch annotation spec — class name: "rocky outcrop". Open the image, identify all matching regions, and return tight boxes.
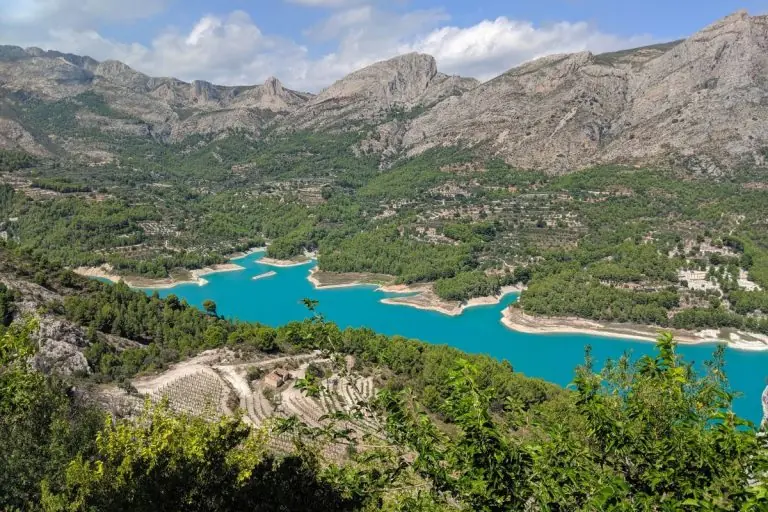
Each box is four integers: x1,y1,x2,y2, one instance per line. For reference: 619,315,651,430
0,272,142,377
31,317,90,376
0,47,94,98
171,108,269,141
0,274,90,376
599,11,768,170
94,60,151,92
284,53,477,129
230,77,313,112
402,51,630,172
0,117,50,156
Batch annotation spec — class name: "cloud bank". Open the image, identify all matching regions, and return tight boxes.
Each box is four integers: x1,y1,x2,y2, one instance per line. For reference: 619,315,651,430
0,0,654,91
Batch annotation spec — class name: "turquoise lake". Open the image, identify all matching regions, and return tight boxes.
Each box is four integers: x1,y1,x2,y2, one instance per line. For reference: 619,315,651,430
147,253,768,423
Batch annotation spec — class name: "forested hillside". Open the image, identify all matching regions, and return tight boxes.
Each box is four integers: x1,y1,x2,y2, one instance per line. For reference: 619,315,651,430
2,248,768,510
1,16,767,336
2,132,767,337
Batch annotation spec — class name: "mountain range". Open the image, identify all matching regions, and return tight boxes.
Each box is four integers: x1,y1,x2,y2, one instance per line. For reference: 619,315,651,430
0,10,766,173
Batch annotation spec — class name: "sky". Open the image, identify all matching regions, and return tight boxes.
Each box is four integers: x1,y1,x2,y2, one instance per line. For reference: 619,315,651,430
0,0,766,91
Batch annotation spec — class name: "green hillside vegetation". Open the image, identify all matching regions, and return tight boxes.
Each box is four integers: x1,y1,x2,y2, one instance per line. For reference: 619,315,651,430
30,178,91,193
434,271,509,302
0,131,767,335
319,227,476,284
2,260,768,509
0,149,38,172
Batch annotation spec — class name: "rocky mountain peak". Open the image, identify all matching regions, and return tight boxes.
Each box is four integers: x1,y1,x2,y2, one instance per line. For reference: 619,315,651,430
94,60,150,91
94,60,137,77
23,47,46,58
263,76,284,96
190,80,219,102
0,45,30,62
400,10,768,172
385,52,439,81
312,52,439,107
716,9,750,24
284,52,469,129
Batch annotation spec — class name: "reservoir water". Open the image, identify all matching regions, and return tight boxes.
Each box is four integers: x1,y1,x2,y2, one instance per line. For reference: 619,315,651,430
148,253,768,423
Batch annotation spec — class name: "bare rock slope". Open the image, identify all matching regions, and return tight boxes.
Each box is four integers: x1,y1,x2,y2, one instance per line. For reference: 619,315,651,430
285,53,478,129
402,11,768,171
0,46,314,145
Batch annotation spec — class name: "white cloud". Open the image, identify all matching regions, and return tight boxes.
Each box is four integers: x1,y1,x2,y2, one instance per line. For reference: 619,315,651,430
305,6,374,41
404,17,654,80
297,6,449,86
0,3,655,92
94,12,311,87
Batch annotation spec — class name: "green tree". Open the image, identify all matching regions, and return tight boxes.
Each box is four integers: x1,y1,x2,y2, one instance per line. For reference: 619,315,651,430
42,401,366,512
0,319,101,510
0,283,16,327
379,333,768,510
202,299,218,317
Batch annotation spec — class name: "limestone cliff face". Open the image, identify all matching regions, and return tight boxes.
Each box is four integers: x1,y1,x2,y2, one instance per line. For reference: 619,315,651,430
94,60,152,92
1,11,767,171
31,318,90,376
0,274,140,377
402,51,631,172
600,11,768,170
232,77,312,112
0,46,94,98
401,11,768,172
284,53,478,129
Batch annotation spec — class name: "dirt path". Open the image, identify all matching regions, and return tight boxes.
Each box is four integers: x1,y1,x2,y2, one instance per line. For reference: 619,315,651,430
215,365,258,425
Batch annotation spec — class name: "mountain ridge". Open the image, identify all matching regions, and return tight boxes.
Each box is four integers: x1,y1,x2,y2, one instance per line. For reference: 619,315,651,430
1,10,767,172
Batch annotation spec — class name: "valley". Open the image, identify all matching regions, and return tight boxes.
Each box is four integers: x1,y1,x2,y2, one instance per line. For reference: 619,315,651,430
2,8,768,511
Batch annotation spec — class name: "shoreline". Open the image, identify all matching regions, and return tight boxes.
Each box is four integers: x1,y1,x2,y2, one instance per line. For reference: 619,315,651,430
230,247,266,261
258,257,314,268
307,268,395,290
257,250,317,268
306,268,522,316
74,245,264,289
79,262,768,351
381,285,522,317
74,263,246,290
500,307,768,352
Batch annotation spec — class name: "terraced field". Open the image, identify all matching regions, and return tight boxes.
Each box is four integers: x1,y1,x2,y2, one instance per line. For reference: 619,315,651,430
129,350,383,461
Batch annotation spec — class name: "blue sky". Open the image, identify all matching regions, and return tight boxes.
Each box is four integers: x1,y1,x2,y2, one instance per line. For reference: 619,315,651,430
1,0,766,90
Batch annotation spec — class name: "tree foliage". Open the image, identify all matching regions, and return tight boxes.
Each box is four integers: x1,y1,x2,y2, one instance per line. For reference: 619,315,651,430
378,333,768,510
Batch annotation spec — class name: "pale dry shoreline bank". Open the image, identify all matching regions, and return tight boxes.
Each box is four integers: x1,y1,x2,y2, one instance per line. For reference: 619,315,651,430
257,250,317,268
500,307,768,352
230,247,266,260
73,246,310,288
74,263,246,289
307,268,394,290
381,286,523,316
73,246,268,289
306,268,522,316
257,257,313,268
